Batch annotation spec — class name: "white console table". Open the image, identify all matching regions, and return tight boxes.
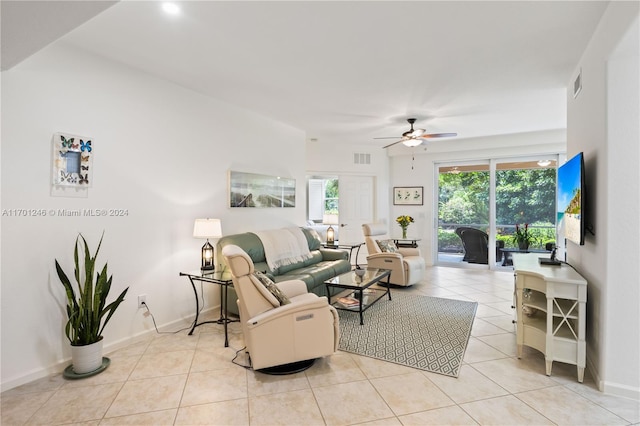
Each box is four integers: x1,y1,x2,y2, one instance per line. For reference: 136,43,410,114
513,253,587,382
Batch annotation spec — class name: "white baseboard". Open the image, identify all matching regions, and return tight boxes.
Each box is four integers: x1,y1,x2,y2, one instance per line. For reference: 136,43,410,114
586,354,602,391
586,351,640,400
602,381,640,400
1,306,219,393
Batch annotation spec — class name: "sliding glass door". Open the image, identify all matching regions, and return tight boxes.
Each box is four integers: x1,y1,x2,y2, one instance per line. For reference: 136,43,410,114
436,157,558,269
495,159,557,256
437,163,490,266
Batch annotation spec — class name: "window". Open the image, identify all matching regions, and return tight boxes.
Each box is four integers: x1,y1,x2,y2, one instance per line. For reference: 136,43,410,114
307,177,339,223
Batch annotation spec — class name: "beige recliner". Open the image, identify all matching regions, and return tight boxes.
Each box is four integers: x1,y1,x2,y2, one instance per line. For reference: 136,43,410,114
222,244,339,371
362,223,425,286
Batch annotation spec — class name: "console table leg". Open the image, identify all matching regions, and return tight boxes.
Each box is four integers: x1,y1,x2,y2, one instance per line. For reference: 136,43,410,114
517,344,523,358
577,367,585,383
545,359,553,376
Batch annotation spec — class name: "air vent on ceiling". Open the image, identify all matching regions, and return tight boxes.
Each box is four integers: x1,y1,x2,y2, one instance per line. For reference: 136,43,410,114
353,153,371,165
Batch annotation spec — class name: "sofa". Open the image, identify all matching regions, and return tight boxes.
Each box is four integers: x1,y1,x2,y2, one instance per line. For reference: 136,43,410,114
216,227,351,314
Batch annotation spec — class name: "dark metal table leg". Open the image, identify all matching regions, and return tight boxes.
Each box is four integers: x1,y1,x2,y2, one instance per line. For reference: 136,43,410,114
386,274,392,300
356,289,364,325
221,284,229,347
354,245,362,268
187,276,199,335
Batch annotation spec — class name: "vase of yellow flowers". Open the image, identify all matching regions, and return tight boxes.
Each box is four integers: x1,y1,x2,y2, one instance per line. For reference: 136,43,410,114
396,215,414,239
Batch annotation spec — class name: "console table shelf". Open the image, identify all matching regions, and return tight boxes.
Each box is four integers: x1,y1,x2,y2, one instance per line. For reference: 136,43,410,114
513,253,587,382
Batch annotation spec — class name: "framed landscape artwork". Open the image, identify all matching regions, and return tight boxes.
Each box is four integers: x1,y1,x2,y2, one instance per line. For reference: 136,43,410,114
393,186,423,205
228,170,295,208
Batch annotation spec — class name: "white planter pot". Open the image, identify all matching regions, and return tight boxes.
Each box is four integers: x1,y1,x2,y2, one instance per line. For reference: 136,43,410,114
70,339,103,374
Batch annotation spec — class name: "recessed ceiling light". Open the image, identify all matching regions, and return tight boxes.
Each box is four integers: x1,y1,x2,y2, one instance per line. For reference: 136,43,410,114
537,160,552,167
162,2,181,15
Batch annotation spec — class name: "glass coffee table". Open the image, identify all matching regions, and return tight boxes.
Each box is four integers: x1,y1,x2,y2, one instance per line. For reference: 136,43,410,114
324,268,391,325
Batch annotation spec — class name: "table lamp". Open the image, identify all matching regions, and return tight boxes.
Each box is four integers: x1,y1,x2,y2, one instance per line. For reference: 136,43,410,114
323,214,339,246
193,218,222,271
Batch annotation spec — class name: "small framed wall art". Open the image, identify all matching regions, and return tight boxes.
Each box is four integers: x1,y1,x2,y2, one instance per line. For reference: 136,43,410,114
393,186,423,205
52,132,93,188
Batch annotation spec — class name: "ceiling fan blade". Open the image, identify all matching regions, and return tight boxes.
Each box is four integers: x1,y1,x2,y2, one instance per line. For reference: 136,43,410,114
419,132,457,139
382,139,406,149
374,136,404,140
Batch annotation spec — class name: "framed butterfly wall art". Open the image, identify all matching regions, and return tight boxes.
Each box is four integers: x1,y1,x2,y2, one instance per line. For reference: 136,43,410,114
52,132,93,188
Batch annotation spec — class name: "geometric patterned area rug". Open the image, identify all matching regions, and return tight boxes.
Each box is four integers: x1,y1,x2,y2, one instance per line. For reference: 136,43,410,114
338,292,477,377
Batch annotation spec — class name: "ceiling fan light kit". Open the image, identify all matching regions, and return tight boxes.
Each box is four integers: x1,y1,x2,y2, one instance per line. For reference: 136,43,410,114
402,139,423,147
379,118,457,149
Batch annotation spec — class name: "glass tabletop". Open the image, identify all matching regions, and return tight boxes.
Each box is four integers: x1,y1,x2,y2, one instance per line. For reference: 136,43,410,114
180,270,233,283
325,268,390,288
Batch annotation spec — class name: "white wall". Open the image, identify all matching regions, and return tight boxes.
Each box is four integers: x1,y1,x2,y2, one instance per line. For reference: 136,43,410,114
0,42,307,391
306,141,390,224
388,130,566,264
567,2,639,398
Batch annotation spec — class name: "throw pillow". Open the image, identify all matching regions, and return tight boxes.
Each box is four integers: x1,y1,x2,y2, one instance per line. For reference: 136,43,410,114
253,271,291,305
376,239,399,253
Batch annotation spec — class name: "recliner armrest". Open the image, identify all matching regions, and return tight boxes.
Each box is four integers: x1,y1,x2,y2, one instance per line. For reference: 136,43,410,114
366,252,402,260
275,279,307,298
247,296,331,327
398,247,420,257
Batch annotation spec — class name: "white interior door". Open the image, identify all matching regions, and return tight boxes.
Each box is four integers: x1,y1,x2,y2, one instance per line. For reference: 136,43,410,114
339,175,374,265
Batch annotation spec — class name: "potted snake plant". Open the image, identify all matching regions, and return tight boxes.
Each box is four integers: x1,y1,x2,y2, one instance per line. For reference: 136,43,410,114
55,233,128,374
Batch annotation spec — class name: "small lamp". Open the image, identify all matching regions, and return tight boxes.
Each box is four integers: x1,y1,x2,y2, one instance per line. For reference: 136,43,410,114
326,226,335,245
323,214,339,246
193,218,222,271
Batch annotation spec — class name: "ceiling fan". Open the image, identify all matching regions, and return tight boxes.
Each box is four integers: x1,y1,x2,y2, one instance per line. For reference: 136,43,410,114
376,118,457,149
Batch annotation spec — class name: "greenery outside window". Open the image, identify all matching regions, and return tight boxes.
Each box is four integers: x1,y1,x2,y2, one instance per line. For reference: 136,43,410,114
437,158,557,266
308,177,339,223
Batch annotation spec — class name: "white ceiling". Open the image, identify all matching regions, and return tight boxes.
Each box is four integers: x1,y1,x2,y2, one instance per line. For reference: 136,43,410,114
2,1,609,149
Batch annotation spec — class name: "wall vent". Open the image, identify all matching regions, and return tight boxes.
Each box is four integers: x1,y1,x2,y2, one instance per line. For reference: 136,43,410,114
353,153,371,165
573,69,582,98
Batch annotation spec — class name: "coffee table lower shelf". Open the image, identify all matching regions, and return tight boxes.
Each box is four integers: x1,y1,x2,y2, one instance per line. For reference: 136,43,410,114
325,268,391,325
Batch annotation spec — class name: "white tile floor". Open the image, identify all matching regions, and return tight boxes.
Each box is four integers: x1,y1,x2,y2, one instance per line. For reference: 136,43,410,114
2,266,639,425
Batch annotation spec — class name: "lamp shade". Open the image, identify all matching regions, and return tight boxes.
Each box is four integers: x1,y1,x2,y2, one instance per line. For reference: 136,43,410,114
322,214,339,225
193,218,222,239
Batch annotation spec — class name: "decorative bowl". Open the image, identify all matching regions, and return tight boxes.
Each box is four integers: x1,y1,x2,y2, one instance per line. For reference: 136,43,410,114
354,268,366,277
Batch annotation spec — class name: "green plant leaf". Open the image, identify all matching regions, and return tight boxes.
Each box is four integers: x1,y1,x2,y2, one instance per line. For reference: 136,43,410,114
55,233,129,346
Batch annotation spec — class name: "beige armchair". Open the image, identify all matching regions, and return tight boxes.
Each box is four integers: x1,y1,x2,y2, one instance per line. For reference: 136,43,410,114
362,223,425,286
222,244,339,372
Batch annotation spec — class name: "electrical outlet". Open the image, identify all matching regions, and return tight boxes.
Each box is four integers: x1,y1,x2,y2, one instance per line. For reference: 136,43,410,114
137,294,147,309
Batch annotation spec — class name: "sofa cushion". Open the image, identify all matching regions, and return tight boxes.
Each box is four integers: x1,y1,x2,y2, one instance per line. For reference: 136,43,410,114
253,271,291,306
302,250,324,267
217,232,267,265
301,227,323,251
377,239,399,253
294,262,342,285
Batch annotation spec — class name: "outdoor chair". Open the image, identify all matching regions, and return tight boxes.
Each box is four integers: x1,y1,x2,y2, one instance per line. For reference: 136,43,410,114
455,227,504,264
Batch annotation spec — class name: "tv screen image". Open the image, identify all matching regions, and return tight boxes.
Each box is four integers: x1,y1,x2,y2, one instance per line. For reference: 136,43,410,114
557,152,585,245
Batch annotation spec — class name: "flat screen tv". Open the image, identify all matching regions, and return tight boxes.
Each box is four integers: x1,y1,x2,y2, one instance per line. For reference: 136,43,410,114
557,152,585,245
